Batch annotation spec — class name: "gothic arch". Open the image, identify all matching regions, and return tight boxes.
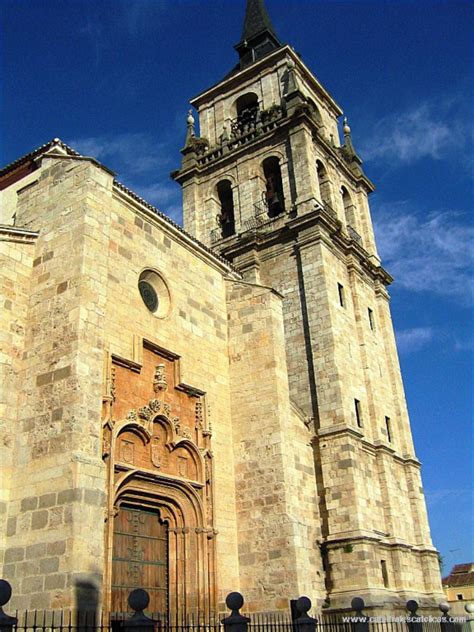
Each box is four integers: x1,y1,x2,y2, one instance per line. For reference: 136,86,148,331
215,179,236,238
260,149,286,163
115,421,151,445
262,156,285,217
316,159,333,208
341,185,357,228
307,98,324,130
206,173,237,198
232,91,260,118
109,472,212,615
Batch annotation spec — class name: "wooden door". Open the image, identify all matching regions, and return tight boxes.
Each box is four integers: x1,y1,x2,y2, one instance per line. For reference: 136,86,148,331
111,506,168,614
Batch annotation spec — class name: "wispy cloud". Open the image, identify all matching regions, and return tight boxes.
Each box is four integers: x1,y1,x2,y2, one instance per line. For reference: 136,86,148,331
360,99,468,165
425,488,472,508
69,133,171,176
396,327,433,355
396,327,433,354
374,203,473,304
132,181,183,224
68,133,183,223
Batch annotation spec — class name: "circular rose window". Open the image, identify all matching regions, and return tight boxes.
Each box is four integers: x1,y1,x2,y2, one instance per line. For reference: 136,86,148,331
138,270,171,317
138,279,159,312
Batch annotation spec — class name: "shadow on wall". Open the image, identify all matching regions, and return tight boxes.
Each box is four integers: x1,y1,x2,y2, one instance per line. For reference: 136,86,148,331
75,578,99,630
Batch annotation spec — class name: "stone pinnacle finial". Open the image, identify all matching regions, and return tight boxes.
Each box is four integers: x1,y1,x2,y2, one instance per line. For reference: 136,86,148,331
343,117,351,136
185,109,196,147
285,57,299,95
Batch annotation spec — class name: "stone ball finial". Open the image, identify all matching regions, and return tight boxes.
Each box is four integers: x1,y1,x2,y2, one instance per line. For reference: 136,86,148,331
226,591,244,612
187,110,195,126
439,602,450,614
465,604,474,614
406,600,419,614
343,117,351,135
351,597,365,612
296,596,312,616
128,588,150,613
0,579,12,607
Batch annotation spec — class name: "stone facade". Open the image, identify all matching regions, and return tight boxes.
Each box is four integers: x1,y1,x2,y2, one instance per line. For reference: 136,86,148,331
0,0,443,617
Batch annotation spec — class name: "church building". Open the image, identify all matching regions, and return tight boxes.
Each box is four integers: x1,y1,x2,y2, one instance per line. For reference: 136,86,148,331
0,0,444,616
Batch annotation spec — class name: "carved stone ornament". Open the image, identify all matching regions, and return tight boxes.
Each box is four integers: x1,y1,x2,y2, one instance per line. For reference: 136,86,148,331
110,366,116,401
163,403,171,416
102,435,111,459
153,364,167,393
126,409,138,423
195,401,204,430
172,417,191,440
172,417,181,433
180,427,192,440
149,398,161,413
138,406,152,421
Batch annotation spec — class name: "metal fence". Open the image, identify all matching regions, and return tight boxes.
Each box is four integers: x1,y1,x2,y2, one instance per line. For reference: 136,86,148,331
0,581,472,632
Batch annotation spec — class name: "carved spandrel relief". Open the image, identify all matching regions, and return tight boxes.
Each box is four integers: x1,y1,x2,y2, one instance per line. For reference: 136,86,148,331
120,439,135,464
151,436,169,469
178,456,188,478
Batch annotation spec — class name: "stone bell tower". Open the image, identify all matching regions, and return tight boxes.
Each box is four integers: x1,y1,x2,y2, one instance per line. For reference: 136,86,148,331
173,0,443,613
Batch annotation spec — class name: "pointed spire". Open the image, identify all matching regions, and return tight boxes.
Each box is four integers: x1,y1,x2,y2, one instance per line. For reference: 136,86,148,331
241,0,277,42
235,0,282,69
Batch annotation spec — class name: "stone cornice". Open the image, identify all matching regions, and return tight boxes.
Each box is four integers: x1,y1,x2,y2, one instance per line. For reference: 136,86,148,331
217,203,393,288
324,534,437,554
190,46,342,116
314,424,421,466
0,224,39,244
174,106,374,195
317,424,364,440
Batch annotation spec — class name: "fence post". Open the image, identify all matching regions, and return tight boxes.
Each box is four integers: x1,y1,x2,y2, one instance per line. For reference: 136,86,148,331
439,602,456,632
295,596,317,632
121,589,158,632
351,598,369,632
465,604,474,632
0,580,17,632
406,600,423,632
222,592,250,632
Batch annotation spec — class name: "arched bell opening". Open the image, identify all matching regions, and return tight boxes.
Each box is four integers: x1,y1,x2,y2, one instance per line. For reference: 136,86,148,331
341,185,357,229
316,159,333,209
262,156,285,217
216,179,236,238
307,98,325,134
233,92,260,134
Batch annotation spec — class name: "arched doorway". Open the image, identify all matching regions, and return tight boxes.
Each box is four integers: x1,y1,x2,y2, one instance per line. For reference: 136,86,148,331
102,347,217,618
111,506,168,614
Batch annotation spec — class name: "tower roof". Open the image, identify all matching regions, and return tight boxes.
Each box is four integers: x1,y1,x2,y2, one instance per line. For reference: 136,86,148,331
241,0,277,42
235,0,282,70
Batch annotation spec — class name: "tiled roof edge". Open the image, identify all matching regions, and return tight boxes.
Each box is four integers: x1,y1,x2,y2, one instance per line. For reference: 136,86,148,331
113,180,241,276
0,138,80,177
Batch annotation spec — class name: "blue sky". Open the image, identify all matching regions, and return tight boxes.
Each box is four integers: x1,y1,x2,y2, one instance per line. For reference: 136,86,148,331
1,0,473,573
